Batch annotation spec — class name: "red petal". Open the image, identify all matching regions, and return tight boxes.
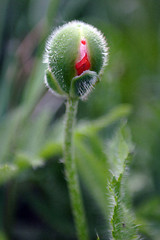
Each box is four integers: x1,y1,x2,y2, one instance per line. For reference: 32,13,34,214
75,39,91,76
75,53,91,76
81,40,86,45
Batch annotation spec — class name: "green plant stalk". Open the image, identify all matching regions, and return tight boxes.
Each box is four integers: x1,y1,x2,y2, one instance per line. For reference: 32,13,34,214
64,97,89,240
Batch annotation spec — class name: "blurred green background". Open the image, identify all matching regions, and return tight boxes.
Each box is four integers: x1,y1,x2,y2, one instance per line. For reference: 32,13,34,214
0,0,160,239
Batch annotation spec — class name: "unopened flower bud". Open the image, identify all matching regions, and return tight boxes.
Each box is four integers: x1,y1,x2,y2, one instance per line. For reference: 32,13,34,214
44,21,108,100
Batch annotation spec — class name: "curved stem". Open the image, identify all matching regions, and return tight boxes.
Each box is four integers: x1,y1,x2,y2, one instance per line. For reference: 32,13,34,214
64,97,89,240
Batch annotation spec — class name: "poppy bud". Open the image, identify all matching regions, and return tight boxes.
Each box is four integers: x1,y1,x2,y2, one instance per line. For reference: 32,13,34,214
44,21,108,100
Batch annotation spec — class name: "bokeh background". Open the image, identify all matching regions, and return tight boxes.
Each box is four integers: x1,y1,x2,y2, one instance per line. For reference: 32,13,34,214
0,0,160,239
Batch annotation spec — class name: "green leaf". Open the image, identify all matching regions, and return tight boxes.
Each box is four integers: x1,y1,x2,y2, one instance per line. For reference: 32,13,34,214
75,136,109,214
40,142,62,159
14,152,45,170
76,104,131,135
22,59,45,113
0,231,8,240
106,124,131,178
0,164,18,185
0,109,25,163
106,125,140,240
17,109,52,155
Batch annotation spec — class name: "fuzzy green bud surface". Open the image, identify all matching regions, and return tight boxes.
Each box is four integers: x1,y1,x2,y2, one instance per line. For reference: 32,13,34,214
44,21,108,100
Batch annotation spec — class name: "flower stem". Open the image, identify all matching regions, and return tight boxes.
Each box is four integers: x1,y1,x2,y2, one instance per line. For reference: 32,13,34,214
64,97,89,240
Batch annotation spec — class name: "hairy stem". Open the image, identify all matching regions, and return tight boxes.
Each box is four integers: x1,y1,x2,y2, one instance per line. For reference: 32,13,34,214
64,97,89,240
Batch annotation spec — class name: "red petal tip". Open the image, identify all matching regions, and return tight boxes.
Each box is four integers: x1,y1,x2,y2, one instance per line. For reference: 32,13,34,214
81,40,86,45
75,39,90,76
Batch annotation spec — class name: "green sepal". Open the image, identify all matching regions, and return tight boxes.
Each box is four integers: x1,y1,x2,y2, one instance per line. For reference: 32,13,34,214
47,24,80,93
45,69,66,96
70,70,99,99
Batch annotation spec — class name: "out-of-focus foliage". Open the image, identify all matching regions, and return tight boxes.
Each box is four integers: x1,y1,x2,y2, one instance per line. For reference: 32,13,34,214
0,0,159,239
